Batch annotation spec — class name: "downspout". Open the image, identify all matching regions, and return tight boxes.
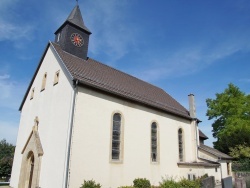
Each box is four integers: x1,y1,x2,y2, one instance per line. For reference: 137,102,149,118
64,79,78,188
195,119,199,161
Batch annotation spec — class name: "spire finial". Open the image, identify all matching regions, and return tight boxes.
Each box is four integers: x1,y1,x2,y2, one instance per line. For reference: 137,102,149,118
76,0,78,5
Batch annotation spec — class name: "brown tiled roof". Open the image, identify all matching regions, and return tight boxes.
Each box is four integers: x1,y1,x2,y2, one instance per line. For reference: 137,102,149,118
51,42,191,119
199,130,208,140
178,162,220,167
199,144,233,160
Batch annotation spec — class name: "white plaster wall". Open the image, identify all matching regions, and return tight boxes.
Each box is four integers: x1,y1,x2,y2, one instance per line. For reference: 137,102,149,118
220,161,230,178
10,45,74,188
69,87,196,188
198,150,218,162
204,167,221,184
178,166,206,180
179,166,221,184
198,150,232,181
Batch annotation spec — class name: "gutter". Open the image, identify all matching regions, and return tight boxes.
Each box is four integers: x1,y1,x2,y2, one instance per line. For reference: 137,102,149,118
64,79,78,188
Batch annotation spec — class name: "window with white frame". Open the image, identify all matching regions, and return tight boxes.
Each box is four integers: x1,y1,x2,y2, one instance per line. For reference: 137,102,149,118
178,128,184,162
111,113,121,160
151,122,158,162
188,174,196,180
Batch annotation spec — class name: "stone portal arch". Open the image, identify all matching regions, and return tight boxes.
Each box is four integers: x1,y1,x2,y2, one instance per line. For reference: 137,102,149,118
27,151,34,188
18,118,43,188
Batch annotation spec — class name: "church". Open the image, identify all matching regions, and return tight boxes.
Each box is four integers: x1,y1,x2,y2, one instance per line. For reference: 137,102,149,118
10,4,232,188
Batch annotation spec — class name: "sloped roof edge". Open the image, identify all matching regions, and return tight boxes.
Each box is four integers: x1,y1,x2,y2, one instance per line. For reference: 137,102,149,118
199,129,209,140
199,144,233,160
19,42,74,111
19,43,50,111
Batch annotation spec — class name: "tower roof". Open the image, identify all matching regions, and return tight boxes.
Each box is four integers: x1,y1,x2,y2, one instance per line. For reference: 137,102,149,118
55,5,91,34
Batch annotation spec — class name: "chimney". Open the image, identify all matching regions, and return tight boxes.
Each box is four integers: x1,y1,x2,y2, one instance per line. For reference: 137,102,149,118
188,94,196,118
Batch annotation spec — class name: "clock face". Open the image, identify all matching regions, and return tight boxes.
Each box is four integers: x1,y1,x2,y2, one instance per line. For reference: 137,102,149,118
70,33,84,47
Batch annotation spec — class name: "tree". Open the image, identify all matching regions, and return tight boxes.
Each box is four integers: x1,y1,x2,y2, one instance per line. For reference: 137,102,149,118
206,83,250,154
0,139,15,178
229,144,250,159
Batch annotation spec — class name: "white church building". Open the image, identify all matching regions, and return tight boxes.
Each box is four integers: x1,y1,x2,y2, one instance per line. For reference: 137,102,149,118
10,5,232,188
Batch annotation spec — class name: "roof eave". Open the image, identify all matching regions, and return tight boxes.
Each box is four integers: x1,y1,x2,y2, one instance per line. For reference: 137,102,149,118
177,162,220,168
54,21,92,35
198,146,233,160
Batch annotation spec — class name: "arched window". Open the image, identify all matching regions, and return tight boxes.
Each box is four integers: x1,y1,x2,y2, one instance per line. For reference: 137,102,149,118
151,122,158,162
178,128,184,162
41,72,47,91
111,113,121,160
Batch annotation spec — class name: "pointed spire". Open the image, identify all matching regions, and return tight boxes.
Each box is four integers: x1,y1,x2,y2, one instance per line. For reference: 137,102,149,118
66,5,91,34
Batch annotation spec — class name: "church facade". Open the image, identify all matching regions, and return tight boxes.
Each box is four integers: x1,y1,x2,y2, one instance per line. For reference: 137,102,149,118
10,5,232,188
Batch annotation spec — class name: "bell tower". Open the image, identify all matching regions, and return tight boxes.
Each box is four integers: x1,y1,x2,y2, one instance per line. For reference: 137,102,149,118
54,5,91,60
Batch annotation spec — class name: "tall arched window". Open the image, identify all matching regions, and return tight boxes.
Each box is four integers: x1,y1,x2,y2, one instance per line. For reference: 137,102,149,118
151,122,158,162
41,72,47,91
178,128,184,162
111,113,121,160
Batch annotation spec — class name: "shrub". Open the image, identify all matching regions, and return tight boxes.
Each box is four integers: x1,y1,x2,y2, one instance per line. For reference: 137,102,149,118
133,178,151,188
159,176,202,188
159,177,181,188
179,178,201,188
80,180,101,188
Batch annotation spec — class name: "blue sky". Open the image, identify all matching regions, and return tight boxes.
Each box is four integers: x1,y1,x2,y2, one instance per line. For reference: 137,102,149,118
0,0,250,147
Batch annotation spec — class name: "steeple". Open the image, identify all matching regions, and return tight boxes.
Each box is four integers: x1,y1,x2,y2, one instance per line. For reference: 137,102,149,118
66,5,91,34
54,5,91,60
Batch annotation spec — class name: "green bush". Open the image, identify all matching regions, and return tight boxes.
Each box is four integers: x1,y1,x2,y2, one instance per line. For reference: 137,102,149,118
80,180,101,188
179,178,201,188
159,176,202,188
133,178,151,188
159,177,181,188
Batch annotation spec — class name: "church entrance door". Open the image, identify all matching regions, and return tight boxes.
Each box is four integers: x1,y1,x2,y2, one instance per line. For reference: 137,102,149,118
27,152,34,188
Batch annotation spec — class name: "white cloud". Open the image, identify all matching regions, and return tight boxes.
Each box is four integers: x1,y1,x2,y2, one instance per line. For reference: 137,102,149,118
0,73,26,110
132,36,250,82
84,0,138,62
0,20,33,42
0,0,34,43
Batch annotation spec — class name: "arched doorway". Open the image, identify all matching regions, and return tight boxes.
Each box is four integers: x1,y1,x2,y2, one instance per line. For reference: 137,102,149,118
18,121,43,188
27,152,34,188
